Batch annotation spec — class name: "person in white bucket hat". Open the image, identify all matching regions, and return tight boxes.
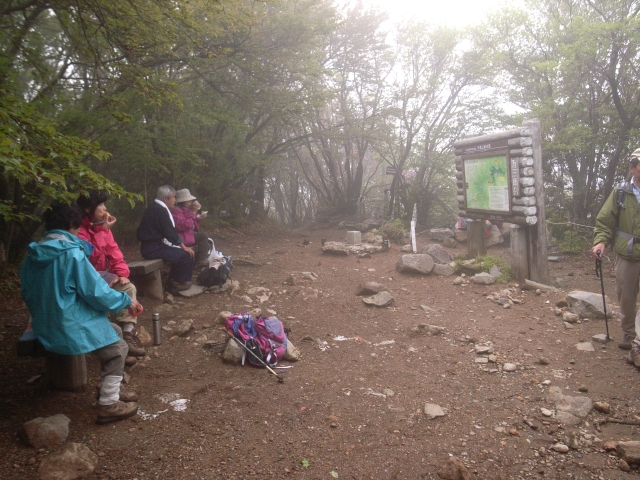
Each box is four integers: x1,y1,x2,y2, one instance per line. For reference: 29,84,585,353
172,189,210,264
593,148,640,364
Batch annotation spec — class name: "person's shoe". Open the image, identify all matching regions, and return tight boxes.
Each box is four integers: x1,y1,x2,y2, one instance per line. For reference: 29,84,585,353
619,334,635,350
170,279,192,291
123,330,146,357
125,356,138,367
627,345,640,368
96,401,138,424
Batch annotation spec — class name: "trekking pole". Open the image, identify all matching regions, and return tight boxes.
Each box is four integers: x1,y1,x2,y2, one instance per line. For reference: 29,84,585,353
595,250,611,341
224,330,284,383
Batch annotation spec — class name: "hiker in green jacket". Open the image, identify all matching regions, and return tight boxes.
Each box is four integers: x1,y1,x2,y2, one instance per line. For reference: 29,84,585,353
593,148,640,365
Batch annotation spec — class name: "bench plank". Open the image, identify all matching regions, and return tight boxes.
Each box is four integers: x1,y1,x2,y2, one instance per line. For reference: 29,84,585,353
128,259,164,275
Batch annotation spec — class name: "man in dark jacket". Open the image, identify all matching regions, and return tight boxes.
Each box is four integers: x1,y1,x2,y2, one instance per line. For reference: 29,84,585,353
593,148,640,364
137,185,195,291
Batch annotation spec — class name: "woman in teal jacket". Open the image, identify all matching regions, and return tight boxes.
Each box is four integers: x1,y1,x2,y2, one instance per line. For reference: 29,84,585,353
20,202,143,424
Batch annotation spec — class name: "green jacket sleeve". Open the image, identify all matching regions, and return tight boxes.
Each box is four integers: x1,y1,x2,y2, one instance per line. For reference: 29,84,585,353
593,188,618,247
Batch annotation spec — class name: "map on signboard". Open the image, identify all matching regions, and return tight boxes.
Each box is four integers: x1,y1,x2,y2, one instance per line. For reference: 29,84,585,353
464,155,510,212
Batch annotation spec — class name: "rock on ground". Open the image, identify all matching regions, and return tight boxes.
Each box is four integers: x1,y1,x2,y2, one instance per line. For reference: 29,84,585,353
437,456,473,480
454,229,468,242
283,340,300,361
38,442,98,480
433,264,455,277
410,324,445,336
396,254,434,275
173,319,194,337
486,225,504,247
424,403,445,419
137,326,152,346
216,311,233,325
355,281,387,296
443,237,457,248
566,290,610,319
547,386,593,418
22,414,70,449
222,338,244,364
419,244,451,264
618,442,640,465
472,272,496,285
429,228,454,242
362,291,394,307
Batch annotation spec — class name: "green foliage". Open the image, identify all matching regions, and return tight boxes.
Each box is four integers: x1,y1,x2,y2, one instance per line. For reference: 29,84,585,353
381,219,407,244
0,93,141,223
559,230,589,254
300,459,310,468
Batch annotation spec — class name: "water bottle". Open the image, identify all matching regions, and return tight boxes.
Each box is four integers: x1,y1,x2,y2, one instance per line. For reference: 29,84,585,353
152,313,162,346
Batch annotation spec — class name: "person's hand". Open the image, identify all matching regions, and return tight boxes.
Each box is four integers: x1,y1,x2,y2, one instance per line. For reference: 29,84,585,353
128,300,143,316
593,243,606,258
181,244,195,257
103,214,116,229
197,211,207,219
116,276,130,285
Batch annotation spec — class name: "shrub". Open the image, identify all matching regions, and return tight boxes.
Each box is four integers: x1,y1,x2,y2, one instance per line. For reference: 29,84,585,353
381,219,407,244
454,254,511,283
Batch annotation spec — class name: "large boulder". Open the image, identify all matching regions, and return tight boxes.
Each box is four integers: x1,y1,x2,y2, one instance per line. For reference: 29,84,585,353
420,244,451,264
396,254,434,275
38,443,98,480
472,272,496,285
486,225,504,247
429,228,455,242
433,264,455,277
566,291,609,319
454,229,468,242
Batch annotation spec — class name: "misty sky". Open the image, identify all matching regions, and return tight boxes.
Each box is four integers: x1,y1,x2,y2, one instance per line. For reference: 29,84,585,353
358,0,524,26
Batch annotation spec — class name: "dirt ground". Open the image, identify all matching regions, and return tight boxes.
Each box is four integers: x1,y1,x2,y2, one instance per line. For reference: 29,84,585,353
1,225,640,479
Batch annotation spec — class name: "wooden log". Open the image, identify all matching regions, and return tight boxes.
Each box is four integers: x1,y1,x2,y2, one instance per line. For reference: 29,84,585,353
457,195,465,203
512,206,537,216
510,225,529,281
457,188,464,195
455,155,462,163
456,164,462,172
456,172,463,180
520,167,534,176
454,127,531,148
523,187,535,196
46,352,87,393
510,147,534,157
520,177,535,187
468,219,486,257
524,119,549,284
461,211,537,226
524,279,559,293
512,196,536,206
519,157,534,167
508,136,533,147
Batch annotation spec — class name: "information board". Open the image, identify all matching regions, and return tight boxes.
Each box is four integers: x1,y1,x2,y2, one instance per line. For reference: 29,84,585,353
463,154,510,212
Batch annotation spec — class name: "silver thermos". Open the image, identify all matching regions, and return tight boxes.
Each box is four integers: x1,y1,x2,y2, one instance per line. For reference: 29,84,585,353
152,313,162,345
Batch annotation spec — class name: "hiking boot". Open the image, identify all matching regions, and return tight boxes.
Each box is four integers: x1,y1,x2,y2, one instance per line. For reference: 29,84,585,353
627,345,640,368
123,330,146,357
619,334,635,351
170,279,192,291
125,356,137,367
96,400,138,425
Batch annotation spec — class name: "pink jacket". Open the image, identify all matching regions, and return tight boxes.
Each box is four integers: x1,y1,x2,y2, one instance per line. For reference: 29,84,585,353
77,217,130,277
171,206,201,246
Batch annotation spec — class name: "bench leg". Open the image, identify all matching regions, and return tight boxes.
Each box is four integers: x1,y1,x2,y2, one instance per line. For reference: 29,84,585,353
133,270,164,301
46,352,87,393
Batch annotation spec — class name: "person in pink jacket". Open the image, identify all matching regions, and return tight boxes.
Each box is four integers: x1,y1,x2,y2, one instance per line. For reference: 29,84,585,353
171,189,210,264
77,191,146,362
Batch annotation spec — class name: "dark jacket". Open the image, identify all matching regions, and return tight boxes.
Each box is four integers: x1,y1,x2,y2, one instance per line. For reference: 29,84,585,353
136,201,184,247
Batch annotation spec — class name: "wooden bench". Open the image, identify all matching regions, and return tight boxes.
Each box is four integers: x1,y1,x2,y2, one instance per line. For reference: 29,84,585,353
128,246,199,300
17,330,87,393
128,259,165,300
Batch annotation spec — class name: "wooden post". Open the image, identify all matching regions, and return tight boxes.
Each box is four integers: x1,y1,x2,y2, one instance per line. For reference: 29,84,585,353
510,224,529,282
468,219,486,257
523,119,549,284
46,353,87,393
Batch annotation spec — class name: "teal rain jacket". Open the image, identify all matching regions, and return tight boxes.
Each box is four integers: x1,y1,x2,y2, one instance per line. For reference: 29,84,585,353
20,230,132,355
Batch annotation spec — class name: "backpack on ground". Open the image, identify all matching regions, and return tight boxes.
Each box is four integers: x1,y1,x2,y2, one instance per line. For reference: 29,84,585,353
224,313,287,367
197,254,232,287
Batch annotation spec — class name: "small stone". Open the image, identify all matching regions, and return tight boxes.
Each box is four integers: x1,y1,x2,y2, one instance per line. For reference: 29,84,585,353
362,291,395,307
475,357,489,364
22,414,70,449
540,408,553,417
488,354,497,363
592,333,608,343
578,385,588,393
538,357,550,365
424,403,445,419
503,363,517,372
38,443,98,480
436,456,472,480
562,311,579,324
603,440,618,451
509,428,519,436
593,402,610,414
551,443,569,453
618,459,631,473
575,342,595,352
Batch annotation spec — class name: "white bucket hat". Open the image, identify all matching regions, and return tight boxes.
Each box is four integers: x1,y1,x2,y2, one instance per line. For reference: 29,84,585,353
175,189,197,203
631,148,640,160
